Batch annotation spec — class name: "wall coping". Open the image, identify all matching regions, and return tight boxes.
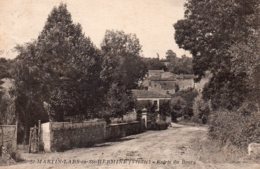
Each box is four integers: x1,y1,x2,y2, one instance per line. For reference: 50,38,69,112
107,121,140,127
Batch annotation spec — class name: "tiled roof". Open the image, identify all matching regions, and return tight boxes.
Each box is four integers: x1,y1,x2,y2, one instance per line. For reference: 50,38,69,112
149,76,176,81
132,89,171,99
157,81,177,90
176,74,195,79
149,74,195,80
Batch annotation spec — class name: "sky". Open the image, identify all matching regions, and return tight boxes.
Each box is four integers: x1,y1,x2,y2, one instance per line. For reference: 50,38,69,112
0,0,190,59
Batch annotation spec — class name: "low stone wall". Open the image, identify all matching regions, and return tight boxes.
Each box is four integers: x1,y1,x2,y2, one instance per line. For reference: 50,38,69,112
105,121,141,140
41,121,106,152
125,121,142,136
41,120,143,152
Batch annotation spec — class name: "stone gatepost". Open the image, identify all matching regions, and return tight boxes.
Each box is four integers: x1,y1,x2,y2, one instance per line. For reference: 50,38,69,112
141,108,148,130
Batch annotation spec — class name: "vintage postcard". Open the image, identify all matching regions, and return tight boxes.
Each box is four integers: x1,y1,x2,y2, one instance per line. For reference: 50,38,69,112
0,0,259,169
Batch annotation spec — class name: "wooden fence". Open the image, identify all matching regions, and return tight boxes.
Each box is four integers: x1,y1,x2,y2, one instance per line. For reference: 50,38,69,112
28,120,41,153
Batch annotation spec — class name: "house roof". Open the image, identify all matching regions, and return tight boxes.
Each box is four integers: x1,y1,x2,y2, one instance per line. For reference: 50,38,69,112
157,81,177,90
176,74,195,79
149,76,176,81
132,89,171,99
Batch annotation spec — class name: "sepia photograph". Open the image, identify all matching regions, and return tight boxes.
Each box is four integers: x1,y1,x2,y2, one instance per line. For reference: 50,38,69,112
0,0,259,168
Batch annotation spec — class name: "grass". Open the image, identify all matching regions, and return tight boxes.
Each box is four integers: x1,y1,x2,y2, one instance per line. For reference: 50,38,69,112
190,136,260,164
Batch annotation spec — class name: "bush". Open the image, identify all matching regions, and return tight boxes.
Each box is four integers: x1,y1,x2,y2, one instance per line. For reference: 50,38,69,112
209,103,260,148
192,94,210,124
172,89,198,120
169,96,187,121
151,120,169,130
10,151,24,162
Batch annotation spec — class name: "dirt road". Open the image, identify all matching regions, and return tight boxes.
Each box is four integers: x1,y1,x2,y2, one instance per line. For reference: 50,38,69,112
2,124,260,169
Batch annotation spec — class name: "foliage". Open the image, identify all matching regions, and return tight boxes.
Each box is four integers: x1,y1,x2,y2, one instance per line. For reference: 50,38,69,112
174,0,259,110
0,90,16,125
159,101,171,117
100,30,146,119
13,4,102,142
154,120,169,130
175,0,260,149
142,49,193,74
165,89,198,122
169,96,187,121
165,49,177,61
192,94,210,124
172,89,198,118
0,58,12,79
102,83,135,121
142,57,166,71
229,27,260,106
101,30,146,90
165,50,193,74
12,43,49,143
209,103,260,148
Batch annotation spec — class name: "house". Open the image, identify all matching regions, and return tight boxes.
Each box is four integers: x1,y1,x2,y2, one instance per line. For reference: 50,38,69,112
175,74,195,90
132,89,171,111
142,70,204,94
148,70,164,78
149,80,178,95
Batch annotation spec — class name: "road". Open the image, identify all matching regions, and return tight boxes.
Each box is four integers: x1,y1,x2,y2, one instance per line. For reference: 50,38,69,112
2,123,260,169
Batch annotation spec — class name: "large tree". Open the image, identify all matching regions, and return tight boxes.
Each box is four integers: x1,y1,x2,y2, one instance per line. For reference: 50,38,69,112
100,30,146,118
174,0,259,109
101,30,146,90
14,4,102,142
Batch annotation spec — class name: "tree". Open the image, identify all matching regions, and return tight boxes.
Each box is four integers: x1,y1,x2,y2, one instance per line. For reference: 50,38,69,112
165,50,177,62
102,83,135,123
13,3,102,142
169,96,187,122
174,0,259,110
164,49,193,74
171,89,198,119
0,58,12,79
142,57,166,71
13,42,49,143
178,55,193,74
36,3,102,118
101,30,146,90
229,27,260,105
192,94,210,124
100,30,146,118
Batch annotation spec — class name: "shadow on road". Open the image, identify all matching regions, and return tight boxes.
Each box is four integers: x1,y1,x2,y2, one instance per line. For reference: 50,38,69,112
107,137,135,143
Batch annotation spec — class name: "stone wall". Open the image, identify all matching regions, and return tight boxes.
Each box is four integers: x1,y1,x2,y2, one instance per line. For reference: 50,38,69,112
105,121,141,140
41,120,143,152
41,121,106,152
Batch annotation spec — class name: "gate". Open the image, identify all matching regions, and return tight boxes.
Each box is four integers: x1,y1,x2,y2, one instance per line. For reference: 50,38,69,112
28,120,41,153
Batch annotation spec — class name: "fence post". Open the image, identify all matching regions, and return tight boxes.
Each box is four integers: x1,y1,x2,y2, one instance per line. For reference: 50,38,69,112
15,121,18,150
141,108,148,130
1,126,3,146
37,120,41,152
28,128,32,153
